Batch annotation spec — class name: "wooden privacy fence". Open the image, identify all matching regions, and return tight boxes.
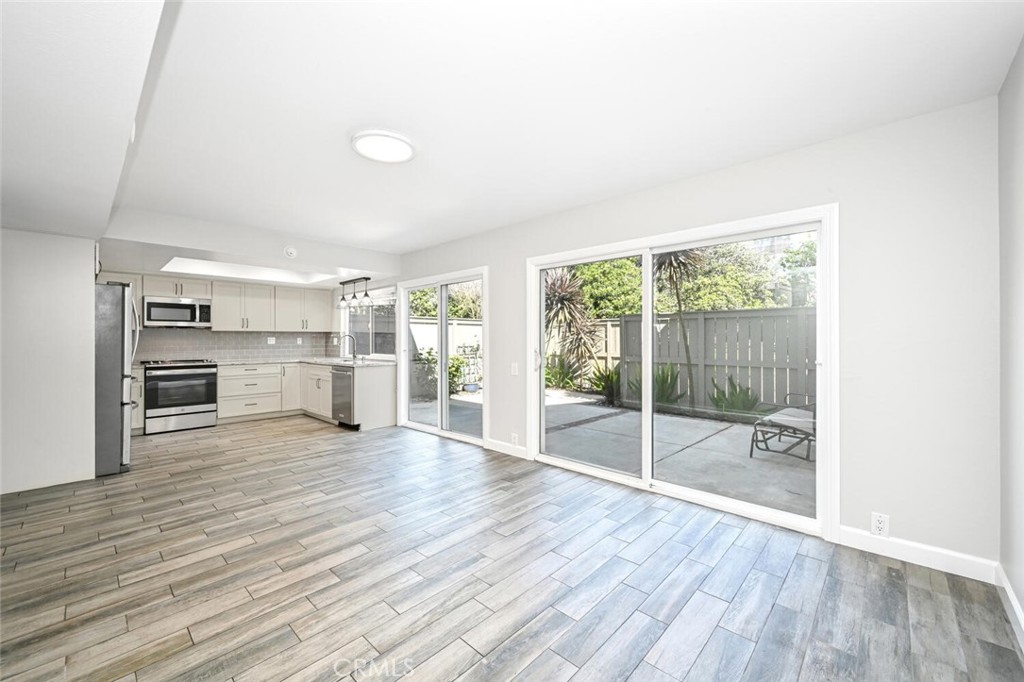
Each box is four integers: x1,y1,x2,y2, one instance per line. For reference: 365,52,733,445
577,307,816,409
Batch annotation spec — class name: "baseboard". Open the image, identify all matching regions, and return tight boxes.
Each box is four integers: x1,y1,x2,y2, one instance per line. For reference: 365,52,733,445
484,438,530,459
996,564,1024,654
839,526,998,583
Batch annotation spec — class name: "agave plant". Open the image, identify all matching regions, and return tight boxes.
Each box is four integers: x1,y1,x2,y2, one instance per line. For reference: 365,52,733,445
628,364,687,406
546,355,582,390
708,376,762,413
544,267,599,386
590,363,622,406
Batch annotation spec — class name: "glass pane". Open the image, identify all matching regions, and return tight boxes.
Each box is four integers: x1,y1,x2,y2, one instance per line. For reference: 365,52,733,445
373,303,396,355
652,230,818,517
348,306,371,356
541,256,642,476
446,280,483,438
408,287,439,427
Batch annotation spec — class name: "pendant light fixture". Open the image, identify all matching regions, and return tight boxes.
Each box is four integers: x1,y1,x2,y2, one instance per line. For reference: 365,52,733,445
361,279,372,307
338,277,372,309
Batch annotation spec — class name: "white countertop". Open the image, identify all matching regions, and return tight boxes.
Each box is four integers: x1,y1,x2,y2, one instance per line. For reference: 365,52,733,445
135,358,396,369
230,358,397,368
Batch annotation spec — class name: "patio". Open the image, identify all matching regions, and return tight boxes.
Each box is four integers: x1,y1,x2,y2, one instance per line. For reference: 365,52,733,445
543,392,815,517
408,393,483,439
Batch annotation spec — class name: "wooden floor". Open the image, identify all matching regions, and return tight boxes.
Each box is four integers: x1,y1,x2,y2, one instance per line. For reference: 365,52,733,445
2,417,1022,681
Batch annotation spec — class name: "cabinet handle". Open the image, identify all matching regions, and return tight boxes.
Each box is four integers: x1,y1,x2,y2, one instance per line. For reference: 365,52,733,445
316,378,320,389
245,402,257,407
244,383,257,387
244,368,257,372
281,366,285,376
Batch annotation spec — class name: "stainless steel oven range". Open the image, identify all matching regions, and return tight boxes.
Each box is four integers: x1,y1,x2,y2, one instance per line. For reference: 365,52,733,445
143,360,218,434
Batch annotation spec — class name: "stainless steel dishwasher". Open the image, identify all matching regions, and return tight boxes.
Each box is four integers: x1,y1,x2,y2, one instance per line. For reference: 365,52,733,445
331,366,355,426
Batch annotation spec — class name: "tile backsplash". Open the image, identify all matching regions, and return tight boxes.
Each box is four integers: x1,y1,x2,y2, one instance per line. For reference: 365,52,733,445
136,329,335,364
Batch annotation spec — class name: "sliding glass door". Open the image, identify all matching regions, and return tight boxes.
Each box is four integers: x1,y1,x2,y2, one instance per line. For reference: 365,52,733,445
406,278,484,439
652,230,818,517
408,286,439,428
540,256,643,476
537,226,820,520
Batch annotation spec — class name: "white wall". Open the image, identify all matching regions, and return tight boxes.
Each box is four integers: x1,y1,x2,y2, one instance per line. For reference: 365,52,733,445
1000,39,1024,612
1,229,96,494
400,99,1001,561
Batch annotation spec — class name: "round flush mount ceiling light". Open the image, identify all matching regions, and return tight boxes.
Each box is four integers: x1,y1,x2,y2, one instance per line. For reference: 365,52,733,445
351,130,415,163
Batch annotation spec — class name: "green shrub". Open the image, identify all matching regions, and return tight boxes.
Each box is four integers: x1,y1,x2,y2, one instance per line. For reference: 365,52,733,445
545,356,579,390
414,348,470,396
447,355,468,395
708,376,762,413
590,364,622,406
628,365,686,405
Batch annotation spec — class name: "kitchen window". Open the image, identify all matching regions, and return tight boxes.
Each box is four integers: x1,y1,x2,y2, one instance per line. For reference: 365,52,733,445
345,288,396,357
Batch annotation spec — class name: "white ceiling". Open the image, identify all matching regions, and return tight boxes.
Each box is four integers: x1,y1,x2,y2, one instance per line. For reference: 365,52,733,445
4,1,1024,264
115,1,1024,255
1,1,163,238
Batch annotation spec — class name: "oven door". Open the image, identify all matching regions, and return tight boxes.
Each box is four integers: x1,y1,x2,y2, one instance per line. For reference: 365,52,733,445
144,297,211,328
145,368,218,418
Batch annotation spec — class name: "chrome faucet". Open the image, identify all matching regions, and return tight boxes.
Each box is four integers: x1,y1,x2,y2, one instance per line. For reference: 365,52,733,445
340,334,357,360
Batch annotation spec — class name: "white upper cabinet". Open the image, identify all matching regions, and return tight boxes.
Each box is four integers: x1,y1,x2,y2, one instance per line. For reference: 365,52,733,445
304,289,333,332
274,287,305,332
143,275,212,298
274,287,334,333
212,282,275,331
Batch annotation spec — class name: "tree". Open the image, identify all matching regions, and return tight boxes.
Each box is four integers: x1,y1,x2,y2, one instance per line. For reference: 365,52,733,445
574,258,642,318
654,249,705,408
656,243,776,312
544,267,599,387
409,289,438,318
447,282,482,319
779,240,817,306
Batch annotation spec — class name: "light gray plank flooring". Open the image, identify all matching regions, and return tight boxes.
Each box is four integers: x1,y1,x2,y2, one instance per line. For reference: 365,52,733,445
1,416,1021,681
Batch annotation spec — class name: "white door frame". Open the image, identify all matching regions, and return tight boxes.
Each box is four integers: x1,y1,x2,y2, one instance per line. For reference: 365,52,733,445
525,204,840,541
397,267,489,447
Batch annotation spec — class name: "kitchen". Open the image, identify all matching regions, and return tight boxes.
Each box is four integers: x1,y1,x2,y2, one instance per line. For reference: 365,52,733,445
95,270,398,476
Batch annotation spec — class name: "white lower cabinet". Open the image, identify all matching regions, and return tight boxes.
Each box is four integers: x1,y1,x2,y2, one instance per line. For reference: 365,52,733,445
218,364,283,418
214,362,391,425
219,393,283,418
300,364,333,420
282,364,300,411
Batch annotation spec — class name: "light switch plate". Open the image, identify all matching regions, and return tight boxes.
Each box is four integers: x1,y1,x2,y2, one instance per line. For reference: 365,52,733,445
267,337,276,345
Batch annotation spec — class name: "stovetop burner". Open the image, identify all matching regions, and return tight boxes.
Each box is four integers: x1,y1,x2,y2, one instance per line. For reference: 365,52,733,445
141,359,217,366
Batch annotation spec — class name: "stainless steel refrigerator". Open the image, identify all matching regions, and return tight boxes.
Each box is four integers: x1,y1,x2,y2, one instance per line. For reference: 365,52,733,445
95,282,140,476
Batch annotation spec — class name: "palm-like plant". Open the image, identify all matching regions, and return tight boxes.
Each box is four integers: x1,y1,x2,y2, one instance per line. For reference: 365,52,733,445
654,250,705,408
544,267,599,386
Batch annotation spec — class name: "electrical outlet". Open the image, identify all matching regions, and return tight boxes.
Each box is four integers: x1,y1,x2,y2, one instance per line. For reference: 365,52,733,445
511,433,519,446
871,512,890,537
296,337,302,345
267,337,276,345
332,337,339,345
510,362,519,376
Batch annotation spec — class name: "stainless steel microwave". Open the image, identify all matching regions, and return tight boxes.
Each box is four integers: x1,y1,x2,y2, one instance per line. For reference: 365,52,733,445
143,296,212,328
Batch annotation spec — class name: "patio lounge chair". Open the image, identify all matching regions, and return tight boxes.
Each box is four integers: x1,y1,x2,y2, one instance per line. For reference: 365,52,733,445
750,393,816,461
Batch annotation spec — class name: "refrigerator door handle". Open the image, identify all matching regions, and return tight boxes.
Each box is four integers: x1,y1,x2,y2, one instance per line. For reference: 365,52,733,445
130,293,141,362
